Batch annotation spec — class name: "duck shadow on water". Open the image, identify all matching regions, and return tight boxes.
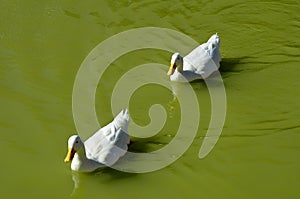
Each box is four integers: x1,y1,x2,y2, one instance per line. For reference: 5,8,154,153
219,57,251,76
186,56,250,85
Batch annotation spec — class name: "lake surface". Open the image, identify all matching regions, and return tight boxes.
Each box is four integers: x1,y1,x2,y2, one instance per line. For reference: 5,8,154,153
0,0,299,198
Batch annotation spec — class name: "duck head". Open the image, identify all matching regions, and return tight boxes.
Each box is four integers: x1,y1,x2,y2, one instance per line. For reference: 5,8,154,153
64,135,84,163
168,52,183,75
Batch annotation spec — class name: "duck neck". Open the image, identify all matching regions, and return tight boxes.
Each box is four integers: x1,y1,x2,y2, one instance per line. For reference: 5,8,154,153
71,144,105,172
75,146,87,161
176,63,183,73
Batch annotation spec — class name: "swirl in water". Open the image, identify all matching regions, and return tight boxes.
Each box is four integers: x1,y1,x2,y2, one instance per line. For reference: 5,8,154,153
72,27,226,173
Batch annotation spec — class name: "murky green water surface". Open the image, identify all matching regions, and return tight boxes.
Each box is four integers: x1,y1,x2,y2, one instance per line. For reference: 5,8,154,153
1,0,299,198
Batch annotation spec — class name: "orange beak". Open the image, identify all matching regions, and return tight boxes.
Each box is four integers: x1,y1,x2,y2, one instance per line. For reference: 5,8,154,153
64,147,76,163
167,63,176,76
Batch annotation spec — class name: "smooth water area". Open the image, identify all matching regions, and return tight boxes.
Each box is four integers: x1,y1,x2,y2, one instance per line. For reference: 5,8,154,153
0,0,299,198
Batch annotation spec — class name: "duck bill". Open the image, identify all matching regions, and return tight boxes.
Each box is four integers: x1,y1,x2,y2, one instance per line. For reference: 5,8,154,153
64,147,76,163
167,63,175,76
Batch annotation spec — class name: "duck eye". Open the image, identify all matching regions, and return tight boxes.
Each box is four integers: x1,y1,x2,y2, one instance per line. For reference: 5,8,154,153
75,141,79,144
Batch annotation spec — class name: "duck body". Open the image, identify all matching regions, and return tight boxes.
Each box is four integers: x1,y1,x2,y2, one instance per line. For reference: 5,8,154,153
64,109,130,172
168,33,222,82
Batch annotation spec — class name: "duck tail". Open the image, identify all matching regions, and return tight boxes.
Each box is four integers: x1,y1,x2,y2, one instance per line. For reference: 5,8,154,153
207,33,220,47
113,108,130,131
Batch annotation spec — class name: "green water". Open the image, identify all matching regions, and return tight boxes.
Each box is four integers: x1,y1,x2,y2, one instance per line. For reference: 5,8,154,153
1,0,300,198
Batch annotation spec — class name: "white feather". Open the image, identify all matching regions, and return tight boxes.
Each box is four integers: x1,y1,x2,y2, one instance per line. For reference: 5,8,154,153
66,109,130,172
169,33,222,82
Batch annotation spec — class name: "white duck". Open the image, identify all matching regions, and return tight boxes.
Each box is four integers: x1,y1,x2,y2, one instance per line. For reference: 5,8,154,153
64,109,130,172
167,33,222,82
